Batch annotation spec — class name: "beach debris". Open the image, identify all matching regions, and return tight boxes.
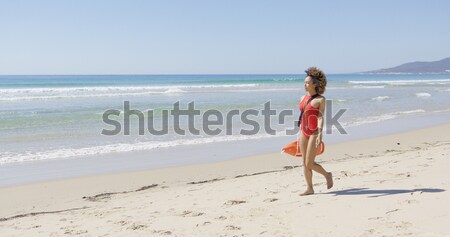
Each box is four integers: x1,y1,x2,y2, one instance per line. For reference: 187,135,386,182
0,206,89,222
264,198,279,202
235,170,280,178
187,178,224,185
135,184,159,191
385,208,400,214
83,184,158,202
231,166,301,180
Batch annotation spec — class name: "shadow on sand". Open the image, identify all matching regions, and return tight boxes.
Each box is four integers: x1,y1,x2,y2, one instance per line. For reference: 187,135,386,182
327,188,445,198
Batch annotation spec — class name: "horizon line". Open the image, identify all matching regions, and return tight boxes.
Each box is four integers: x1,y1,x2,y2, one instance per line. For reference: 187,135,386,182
0,72,359,76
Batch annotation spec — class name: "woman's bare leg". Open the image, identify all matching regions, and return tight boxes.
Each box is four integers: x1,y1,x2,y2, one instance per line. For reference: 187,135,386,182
304,134,333,192
299,132,314,195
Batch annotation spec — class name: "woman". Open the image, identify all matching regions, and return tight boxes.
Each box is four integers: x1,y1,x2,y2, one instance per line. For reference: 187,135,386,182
298,67,333,196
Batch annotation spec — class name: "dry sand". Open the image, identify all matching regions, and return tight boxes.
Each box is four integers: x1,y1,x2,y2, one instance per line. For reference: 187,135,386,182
1,124,449,236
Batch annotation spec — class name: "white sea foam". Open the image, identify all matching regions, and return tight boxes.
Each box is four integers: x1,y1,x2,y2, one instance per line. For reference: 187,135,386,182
396,109,426,114
432,108,450,113
335,99,347,102
371,96,390,101
227,88,298,93
272,78,299,82
346,109,426,127
0,84,259,101
0,132,287,165
346,114,397,127
162,88,186,94
352,85,385,89
349,79,450,86
415,92,431,98
0,84,259,94
0,92,162,101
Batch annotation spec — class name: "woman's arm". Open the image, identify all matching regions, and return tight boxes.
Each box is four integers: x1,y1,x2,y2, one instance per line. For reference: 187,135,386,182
297,95,306,139
316,97,326,146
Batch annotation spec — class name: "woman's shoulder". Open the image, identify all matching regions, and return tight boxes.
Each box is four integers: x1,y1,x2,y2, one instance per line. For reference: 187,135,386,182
313,95,326,105
312,94,325,100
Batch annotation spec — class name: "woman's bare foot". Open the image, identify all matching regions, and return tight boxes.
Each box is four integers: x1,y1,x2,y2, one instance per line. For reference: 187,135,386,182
300,189,314,196
326,172,333,189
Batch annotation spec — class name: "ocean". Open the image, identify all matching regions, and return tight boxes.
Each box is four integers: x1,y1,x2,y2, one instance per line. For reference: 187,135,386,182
1,74,450,167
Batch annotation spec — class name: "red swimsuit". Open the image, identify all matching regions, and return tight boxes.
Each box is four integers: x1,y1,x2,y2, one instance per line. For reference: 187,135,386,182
299,95,320,138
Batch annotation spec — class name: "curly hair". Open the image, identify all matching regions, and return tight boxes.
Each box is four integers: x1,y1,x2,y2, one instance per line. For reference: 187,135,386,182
305,67,327,94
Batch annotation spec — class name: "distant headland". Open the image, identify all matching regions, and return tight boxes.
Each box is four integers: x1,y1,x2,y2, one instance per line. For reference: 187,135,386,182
361,57,450,74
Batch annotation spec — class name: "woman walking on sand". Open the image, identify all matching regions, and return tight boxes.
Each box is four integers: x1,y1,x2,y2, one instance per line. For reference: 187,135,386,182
298,67,333,196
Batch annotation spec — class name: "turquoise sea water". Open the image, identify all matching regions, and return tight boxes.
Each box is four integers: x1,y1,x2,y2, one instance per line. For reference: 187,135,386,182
1,74,450,165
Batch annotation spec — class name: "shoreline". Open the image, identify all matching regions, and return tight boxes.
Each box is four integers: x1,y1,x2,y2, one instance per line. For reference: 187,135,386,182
2,111,450,188
1,123,450,236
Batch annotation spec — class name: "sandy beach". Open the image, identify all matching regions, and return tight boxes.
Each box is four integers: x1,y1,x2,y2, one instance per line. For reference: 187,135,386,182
2,1,450,236
1,123,449,236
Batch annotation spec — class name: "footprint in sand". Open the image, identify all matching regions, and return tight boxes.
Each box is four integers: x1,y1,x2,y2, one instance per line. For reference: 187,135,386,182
404,199,419,204
127,223,147,230
225,225,241,230
63,229,88,235
152,230,172,235
115,220,129,226
385,149,399,153
196,221,212,227
180,210,205,217
394,221,412,229
224,200,246,206
395,173,411,178
216,216,227,220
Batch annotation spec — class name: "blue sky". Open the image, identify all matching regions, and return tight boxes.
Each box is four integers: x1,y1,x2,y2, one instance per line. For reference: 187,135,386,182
1,0,449,74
